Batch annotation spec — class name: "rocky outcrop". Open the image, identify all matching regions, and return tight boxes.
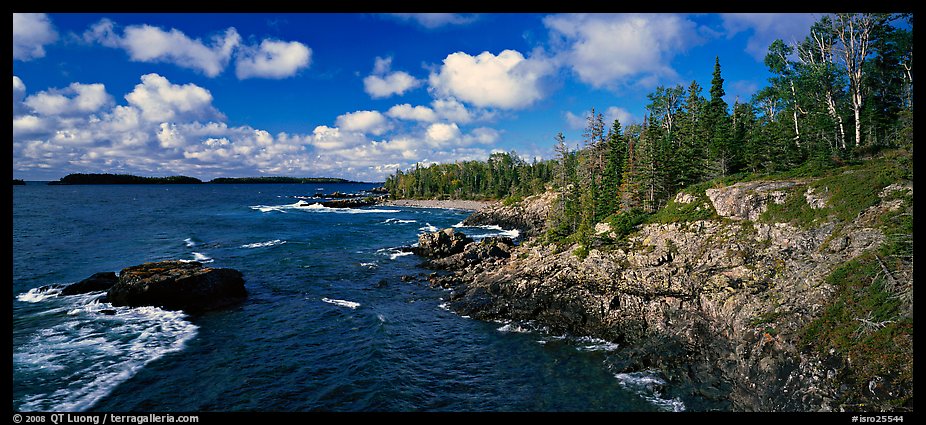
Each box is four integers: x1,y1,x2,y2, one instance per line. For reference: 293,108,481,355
705,180,799,220
421,174,911,412
61,272,118,295
414,228,473,259
107,261,246,312
424,236,513,271
463,191,558,238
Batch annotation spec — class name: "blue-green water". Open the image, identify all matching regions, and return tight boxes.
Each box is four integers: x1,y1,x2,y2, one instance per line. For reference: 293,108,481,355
12,183,685,412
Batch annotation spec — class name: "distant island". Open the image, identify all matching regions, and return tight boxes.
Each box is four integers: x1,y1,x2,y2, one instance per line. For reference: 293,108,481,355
45,173,373,185
13,179,26,185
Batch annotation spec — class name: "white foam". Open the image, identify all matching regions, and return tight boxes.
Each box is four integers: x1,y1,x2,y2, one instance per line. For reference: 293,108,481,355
179,252,213,263
497,323,532,333
240,239,286,249
183,238,196,247
453,224,520,240
418,223,439,232
614,371,686,412
321,298,360,309
383,218,417,224
14,293,198,412
250,201,399,214
389,251,413,260
360,262,378,269
438,302,450,311
17,286,64,303
574,336,621,352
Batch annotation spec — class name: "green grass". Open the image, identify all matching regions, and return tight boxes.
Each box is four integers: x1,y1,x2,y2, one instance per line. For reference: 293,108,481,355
648,181,718,224
798,251,913,408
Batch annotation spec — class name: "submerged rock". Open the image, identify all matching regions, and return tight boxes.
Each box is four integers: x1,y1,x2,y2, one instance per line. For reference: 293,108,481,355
107,260,246,312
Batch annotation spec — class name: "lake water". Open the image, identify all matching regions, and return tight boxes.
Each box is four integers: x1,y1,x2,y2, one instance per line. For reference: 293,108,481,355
12,182,686,412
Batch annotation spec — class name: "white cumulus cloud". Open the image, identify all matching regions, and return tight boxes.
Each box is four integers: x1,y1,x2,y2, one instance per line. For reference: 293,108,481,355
386,104,438,122
124,73,222,123
334,110,392,136
363,56,421,98
428,49,554,109
544,13,701,89
24,83,113,116
13,13,59,61
118,25,241,77
235,39,312,79
721,13,819,61
387,13,478,29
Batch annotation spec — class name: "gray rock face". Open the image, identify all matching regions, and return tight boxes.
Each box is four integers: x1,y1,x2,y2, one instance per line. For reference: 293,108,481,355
705,180,799,220
107,260,246,312
463,191,558,237
414,228,473,259
426,177,905,411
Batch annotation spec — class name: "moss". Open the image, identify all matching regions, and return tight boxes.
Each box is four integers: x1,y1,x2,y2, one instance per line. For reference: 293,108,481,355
759,186,829,228
649,181,718,224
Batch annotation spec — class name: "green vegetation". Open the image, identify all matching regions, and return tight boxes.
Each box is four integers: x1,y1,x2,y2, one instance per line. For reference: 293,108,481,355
49,173,203,185
383,151,555,200
13,179,25,185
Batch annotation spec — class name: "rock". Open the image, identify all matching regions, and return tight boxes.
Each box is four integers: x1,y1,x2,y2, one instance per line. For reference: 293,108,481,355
706,180,800,220
414,228,473,259
107,260,246,312
61,272,118,295
674,191,698,204
463,191,557,238
370,186,389,194
804,186,829,209
99,309,117,315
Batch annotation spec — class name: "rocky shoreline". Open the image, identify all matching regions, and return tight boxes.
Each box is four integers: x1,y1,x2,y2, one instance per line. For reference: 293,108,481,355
410,178,913,412
381,199,495,211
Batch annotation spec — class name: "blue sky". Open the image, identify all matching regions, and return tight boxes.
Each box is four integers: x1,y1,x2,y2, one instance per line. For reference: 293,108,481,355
13,12,823,182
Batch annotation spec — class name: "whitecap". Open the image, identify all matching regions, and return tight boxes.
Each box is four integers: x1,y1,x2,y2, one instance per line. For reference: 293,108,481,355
497,323,532,333
183,238,196,247
383,218,417,224
321,298,360,309
389,251,413,260
14,293,198,412
179,252,213,263
240,239,286,249
360,262,378,269
418,223,439,232
251,201,399,214
17,286,64,303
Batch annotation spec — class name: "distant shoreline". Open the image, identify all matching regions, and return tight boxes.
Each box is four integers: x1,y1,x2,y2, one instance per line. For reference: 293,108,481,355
36,173,382,185
381,199,496,211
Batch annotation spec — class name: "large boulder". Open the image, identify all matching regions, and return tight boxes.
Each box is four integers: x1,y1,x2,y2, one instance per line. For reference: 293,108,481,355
463,191,558,238
705,180,798,221
61,272,118,295
415,228,473,259
426,236,514,270
107,260,246,312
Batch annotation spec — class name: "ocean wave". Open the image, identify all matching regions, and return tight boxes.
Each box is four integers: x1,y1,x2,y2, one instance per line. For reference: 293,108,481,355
418,223,439,232
14,293,198,412
179,252,213,263
183,238,196,247
17,286,64,303
383,218,417,224
452,223,520,240
574,336,620,352
321,298,360,309
250,201,399,214
613,371,686,412
240,239,286,249
359,262,378,269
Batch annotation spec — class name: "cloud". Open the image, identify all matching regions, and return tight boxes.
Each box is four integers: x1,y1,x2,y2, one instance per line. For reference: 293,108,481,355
83,18,311,79
720,13,818,61
334,110,392,136
23,83,113,116
13,76,27,115
235,39,312,79
118,25,240,77
728,80,760,103
124,73,222,123
386,104,438,122
13,13,59,61
425,122,461,146
543,13,701,89
566,106,637,130
387,13,478,29
363,56,422,98
428,49,555,109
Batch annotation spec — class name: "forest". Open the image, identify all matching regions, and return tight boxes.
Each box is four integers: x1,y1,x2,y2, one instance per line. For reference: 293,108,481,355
385,13,913,247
